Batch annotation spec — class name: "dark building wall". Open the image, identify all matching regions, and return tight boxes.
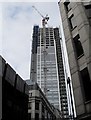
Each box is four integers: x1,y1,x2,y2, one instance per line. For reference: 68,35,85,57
30,25,39,82
32,25,39,54
54,28,69,118
0,56,6,120
0,55,28,120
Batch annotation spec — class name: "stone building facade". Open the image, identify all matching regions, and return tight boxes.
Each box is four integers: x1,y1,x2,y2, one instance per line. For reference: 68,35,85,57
58,1,91,119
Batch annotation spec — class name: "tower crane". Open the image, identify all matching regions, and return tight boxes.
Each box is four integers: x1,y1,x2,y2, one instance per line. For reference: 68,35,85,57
32,6,49,27
32,6,49,96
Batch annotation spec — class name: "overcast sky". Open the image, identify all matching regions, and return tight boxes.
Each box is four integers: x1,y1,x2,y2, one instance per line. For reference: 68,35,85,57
1,1,65,80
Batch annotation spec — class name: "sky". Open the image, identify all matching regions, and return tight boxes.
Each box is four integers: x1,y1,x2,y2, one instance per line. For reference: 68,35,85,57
1,1,65,80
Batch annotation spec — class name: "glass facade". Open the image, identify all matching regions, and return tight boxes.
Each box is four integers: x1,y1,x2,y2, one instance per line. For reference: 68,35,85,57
37,28,60,109
30,26,69,118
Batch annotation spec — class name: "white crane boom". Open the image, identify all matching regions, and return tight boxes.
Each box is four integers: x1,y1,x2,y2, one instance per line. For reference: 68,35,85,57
32,6,49,27
32,6,44,18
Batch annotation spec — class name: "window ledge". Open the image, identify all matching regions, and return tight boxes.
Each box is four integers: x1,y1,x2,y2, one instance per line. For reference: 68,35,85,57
71,26,77,31
85,100,91,104
77,53,84,60
67,8,72,12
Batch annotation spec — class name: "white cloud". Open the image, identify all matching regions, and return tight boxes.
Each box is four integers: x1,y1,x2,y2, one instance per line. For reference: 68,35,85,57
1,0,90,2
0,0,59,2
0,3,2,54
1,2,61,79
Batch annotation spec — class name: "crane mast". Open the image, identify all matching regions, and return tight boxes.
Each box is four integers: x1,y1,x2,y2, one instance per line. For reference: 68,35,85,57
32,6,49,96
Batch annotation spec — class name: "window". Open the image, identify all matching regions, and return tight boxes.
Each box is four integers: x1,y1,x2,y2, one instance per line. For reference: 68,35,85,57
73,34,84,58
28,102,31,109
85,5,91,25
35,113,39,120
42,105,44,113
35,101,39,110
68,14,77,30
85,5,91,18
64,2,71,12
42,115,45,120
89,19,91,26
7,100,12,107
80,67,91,101
28,113,31,120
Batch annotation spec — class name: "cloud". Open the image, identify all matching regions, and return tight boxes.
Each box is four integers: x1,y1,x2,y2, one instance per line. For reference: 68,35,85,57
0,0,59,2
0,3,2,54
2,2,61,79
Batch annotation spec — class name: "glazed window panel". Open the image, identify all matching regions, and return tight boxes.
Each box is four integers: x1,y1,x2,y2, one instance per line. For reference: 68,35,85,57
73,34,84,58
68,14,77,30
64,2,71,12
80,67,91,102
35,101,39,110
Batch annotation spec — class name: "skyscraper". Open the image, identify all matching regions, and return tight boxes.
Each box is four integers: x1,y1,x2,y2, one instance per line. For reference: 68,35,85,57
30,26,69,118
58,1,91,119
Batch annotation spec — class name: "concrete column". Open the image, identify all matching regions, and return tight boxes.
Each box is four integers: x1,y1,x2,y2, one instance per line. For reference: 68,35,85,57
39,101,42,119
31,101,35,119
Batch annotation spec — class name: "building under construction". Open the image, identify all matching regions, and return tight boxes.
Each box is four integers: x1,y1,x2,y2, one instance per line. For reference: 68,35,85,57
30,26,69,118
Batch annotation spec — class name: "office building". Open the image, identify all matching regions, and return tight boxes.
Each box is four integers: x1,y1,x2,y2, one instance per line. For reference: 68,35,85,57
26,80,62,119
30,26,69,118
58,1,91,119
0,55,29,120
